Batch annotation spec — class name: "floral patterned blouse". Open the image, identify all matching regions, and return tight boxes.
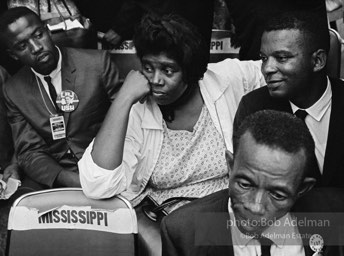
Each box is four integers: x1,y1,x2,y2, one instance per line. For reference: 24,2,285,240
137,105,229,212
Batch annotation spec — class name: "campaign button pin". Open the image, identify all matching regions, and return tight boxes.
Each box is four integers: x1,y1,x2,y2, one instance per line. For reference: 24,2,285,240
56,90,79,112
309,234,324,254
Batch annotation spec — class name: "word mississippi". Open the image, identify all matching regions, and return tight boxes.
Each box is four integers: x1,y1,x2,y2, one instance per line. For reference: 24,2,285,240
38,209,108,226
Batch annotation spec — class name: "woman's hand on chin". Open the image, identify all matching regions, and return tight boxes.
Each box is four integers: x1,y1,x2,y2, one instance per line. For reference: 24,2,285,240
120,70,151,105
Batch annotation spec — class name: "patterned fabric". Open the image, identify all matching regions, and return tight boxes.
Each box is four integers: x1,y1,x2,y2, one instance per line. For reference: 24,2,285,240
143,105,229,211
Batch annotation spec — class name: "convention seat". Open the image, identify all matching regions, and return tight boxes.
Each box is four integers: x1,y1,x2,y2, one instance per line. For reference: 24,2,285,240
327,0,344,25
6,188,137,256
327,28,342,78
108,30,241,81
109,41,141,81
209,29,239,63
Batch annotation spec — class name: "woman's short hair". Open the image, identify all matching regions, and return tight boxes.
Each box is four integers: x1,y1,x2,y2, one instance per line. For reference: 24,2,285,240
133,13,208,86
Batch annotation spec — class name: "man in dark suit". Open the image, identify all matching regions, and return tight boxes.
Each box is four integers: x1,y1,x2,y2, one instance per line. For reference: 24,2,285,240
0,7,119,189
0,65,19,187
233,11,342,187
162,110,344,256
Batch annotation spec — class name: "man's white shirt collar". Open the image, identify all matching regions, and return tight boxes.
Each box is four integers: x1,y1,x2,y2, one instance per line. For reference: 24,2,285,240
290,77,332,121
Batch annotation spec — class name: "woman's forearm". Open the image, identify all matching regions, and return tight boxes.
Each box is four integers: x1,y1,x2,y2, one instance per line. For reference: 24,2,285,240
91,70,150,170
91,95,133,170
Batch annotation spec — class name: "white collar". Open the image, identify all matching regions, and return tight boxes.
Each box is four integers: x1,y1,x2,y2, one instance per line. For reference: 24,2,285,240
290,77,332,122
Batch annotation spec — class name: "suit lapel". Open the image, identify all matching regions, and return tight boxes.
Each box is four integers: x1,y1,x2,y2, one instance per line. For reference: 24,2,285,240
304,245,313,256
60,48,76,127
322,79,344,185
206,245,234,256
304,244,331,256
298,225,323,256
206,194,234,256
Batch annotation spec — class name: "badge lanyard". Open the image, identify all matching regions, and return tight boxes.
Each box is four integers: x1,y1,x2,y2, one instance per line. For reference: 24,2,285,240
35,75,66,140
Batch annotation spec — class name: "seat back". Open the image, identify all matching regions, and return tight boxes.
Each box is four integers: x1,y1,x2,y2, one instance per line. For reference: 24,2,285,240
108,30,243,81
6,188,137,256
327,28,342,78
209,29,240,63
109,41,141,81
109,30,243,81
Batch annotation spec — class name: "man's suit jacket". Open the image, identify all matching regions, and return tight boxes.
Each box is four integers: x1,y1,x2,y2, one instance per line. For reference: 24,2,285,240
0,65,14,171
161,189,344,256
3,47,119,187
233,78,344,187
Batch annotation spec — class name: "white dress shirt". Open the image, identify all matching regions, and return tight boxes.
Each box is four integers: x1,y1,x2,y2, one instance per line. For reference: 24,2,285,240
32,46,62,105
290,78,332,174
228,199,305,256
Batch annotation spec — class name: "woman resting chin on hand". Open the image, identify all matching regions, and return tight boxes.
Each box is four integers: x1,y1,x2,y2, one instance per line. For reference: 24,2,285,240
78,13,265,212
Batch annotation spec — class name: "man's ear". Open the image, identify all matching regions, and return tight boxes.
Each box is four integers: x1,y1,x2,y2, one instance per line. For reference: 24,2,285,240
312,49,327,73
6,49,18,61
297,177,316,198
225,150,234,175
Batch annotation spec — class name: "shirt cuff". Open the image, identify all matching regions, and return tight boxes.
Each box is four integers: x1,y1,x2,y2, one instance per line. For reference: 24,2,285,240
78,139,127,199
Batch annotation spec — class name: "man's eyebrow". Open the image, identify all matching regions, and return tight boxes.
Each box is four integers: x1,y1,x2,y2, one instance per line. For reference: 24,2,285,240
234,172,255,183
12,27,43,47
268,184,293,196
32,26,45,34
271,50,293,55
12,39,25,49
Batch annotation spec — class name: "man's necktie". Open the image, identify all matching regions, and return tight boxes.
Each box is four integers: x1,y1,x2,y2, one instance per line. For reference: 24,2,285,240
259,236,272,256
294,109,308,122
44,76,59,111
